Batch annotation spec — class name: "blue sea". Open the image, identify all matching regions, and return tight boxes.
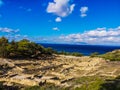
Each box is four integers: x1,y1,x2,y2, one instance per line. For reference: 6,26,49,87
40,43,120,55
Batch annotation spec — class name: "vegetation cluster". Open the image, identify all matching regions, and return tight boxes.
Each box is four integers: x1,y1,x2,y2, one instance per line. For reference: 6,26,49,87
0,37,86,58
0,37,55,59
57,51,84,57
100,50,120,61
0,36,120,61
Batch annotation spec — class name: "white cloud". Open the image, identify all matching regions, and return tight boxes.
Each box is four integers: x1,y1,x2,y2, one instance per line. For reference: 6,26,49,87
52,27,59,31
14,34,21,38
46,0,75,17
59,26,120,45
5,34,29,41
80,6,88,18
70,4,75,13
55,17,62,22
0,27,19,33
80,7,88,13
84,27,120,37
59,33,83,42
80,14,87,17
0,28,29,41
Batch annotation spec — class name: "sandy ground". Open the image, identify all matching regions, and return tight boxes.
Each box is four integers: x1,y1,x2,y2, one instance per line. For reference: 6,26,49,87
0,55,120,87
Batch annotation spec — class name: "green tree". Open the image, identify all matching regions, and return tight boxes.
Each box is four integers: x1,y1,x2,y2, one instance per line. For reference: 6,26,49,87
7,40,18,58
17,39,33,57
0,37,9,58
0,37,55,59
44,47,55,55
90,52,99,57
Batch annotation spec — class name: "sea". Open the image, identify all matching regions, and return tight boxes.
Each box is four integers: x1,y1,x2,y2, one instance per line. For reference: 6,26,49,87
39,43,120,56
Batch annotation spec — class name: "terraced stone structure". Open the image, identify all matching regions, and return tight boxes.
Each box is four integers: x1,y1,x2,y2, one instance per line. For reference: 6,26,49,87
0,55,120,89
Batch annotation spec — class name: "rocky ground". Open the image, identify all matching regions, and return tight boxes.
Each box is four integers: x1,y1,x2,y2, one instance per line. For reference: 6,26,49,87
0,55,120,89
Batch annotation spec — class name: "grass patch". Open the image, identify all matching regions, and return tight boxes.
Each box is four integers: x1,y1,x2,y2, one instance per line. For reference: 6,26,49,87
100,50,120,61
75,76,105,90
23,83,69,90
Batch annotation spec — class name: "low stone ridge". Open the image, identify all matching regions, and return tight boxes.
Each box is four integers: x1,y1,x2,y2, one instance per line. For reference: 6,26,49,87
0,55,120,88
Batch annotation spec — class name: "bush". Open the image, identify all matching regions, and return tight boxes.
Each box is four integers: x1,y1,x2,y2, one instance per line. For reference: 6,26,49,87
0,37,9,58
58,51,84,57
90,52,99,57
71,52,84,57
0,37,55,59
100,50,120,61
23,84,68,90
24,86,44,90
75,76,105,90
100,76,120,90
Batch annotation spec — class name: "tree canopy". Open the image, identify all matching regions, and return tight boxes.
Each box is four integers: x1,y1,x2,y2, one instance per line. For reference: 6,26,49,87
0,37,55,59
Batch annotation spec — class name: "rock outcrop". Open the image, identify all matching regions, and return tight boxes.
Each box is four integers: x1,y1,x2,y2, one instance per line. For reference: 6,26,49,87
0,55,120,88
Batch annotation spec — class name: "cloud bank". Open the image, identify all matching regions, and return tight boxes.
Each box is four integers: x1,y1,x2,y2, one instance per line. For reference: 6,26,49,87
0,27,28,41
2,26,120,45
0,27,19,33
59,26,120,45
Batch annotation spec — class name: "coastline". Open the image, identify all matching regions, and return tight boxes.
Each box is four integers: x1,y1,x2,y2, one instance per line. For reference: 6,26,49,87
40,43,120,55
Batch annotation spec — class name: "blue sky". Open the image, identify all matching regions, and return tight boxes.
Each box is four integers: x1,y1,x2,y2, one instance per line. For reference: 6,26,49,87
0,0,120,45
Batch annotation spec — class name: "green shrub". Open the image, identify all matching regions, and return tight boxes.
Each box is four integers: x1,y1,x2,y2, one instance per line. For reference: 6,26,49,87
0,37,9,58
71,52,83,57
23,84,68,90
100,50,120,61
100,76,120,90
58,51,84,57
0,82,4,90
75,76,105,90
90,52,99,57
24,86,44,90
0,37,55,59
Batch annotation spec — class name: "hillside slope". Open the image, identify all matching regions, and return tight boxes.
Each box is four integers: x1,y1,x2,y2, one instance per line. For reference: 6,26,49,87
0,55,120,89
